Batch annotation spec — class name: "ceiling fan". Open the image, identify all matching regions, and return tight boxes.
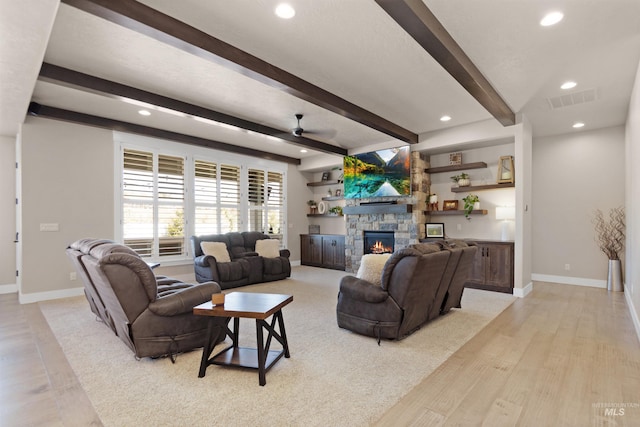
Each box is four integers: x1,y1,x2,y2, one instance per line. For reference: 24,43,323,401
291,114,336,138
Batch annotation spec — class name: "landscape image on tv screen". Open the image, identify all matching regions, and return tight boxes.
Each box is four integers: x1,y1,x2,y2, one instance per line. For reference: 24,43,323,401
343,146,411,199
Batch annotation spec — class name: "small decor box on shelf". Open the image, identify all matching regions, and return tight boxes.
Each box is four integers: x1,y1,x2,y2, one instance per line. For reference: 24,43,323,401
443,200,459,210
309,224,320,234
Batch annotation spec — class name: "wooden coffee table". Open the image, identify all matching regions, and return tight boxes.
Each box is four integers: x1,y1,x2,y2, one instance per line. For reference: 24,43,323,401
193,292,293,386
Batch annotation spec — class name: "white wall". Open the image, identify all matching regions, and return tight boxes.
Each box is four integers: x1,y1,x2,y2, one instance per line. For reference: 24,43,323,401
625,58,640,339
0,136,16,291
19,118,115,301
532,126,625,285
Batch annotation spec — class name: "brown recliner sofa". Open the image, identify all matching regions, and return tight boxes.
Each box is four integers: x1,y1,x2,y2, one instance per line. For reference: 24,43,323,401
67,239,226,360
336,240,477,341
191,232,291,288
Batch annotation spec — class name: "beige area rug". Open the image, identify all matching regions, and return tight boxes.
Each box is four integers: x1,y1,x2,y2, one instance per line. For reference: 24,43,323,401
40,266,516,427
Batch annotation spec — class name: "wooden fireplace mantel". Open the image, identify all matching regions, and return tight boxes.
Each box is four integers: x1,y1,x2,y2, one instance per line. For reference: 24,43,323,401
342,204,413,215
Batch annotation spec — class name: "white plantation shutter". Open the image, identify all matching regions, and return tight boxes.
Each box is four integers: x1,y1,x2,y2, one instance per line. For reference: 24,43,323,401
220,164,240,232
194,160,218,235
122,149,185,258
247,169,284,239
123,149,154,256
267,171,284,236
157,155,185,256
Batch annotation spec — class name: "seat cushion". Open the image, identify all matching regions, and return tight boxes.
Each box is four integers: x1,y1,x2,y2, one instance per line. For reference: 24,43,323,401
356,254,392,287
255,239,281,258
200,241,231,263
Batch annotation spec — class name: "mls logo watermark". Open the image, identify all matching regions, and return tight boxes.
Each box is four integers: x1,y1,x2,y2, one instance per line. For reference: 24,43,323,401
593,402,639,420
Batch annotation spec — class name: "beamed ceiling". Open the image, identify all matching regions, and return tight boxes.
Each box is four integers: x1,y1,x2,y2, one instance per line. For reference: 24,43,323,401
1,0,639,163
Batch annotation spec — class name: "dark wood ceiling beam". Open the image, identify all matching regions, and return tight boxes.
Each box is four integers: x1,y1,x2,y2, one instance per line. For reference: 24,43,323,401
375,0,515,126
60,0,419,144
39,63,347,157
27,103,301,165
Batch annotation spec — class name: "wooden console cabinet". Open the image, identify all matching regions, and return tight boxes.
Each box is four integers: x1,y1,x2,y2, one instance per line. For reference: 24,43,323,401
466,240,514,293
300,234,345,271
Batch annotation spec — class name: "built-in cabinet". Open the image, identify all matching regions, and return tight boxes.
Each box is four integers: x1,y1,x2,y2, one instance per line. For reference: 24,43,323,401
466,240,514,293
300,234,345,270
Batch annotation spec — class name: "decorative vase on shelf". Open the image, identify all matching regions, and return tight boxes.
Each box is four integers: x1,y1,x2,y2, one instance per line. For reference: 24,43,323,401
473,202,480,210
458,178,470,187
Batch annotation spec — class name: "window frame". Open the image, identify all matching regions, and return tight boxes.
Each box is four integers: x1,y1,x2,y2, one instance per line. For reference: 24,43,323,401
114,133,287,265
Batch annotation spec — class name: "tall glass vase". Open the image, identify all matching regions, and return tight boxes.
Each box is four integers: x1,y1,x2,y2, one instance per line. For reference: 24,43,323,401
607,259,623,292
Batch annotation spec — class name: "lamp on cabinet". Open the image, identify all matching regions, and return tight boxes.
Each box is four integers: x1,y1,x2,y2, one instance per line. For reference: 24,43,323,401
496,206,515,241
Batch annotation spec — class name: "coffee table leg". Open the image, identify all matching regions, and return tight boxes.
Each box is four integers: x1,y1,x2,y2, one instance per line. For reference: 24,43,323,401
198,319,216,378
256,319,266,386
276,311,290,358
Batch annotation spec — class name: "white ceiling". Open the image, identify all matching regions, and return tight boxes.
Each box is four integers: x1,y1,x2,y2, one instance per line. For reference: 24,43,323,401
1,0,639,161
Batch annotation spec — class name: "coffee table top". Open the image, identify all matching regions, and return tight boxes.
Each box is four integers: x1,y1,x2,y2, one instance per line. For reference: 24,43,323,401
193,292,293,320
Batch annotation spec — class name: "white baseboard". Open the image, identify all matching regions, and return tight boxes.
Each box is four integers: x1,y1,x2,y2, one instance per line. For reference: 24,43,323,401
513,281,533,298
290,260,301,267
0,283,18,294
625,290,640,344
531,273,607,289
18,287,85,304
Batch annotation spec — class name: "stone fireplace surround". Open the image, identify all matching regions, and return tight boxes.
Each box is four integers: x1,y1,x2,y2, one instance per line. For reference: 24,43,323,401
343,151,429,273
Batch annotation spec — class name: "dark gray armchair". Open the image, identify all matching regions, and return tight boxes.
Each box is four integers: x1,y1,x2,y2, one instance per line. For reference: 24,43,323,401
67,239,225,360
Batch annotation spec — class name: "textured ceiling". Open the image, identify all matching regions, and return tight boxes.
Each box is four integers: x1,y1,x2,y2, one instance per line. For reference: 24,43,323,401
1,0,639,160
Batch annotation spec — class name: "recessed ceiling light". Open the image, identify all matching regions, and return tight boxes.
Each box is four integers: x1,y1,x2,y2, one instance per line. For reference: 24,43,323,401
540,11,563,26
138,110,151,116
300,149,308,153
440,115,452,122
275,4,295,19
573,122,585,128
561,81,577,90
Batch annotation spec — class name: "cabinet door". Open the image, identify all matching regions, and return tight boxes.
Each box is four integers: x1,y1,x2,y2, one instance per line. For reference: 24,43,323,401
322,236,345,270
485,244,513,290
467,244,487,286
300,235,323,266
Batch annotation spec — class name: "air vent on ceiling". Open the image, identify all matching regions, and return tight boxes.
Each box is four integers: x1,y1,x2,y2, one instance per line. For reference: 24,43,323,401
547,88,599,110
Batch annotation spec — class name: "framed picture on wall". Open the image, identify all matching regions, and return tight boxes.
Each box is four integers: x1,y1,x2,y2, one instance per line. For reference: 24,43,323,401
321,171,330,181
425,223,445,238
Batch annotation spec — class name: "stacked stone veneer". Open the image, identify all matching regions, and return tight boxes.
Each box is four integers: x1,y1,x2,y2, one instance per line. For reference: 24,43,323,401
344,151,430,273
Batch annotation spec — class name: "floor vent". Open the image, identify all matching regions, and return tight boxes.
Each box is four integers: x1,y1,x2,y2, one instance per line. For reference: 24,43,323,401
547,88,599,109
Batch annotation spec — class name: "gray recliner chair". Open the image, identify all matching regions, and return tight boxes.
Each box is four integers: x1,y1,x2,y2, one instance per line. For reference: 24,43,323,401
336,247,451,341
68,239,226,360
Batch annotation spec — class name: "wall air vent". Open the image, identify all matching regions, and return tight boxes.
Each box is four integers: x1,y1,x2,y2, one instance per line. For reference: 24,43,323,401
547,88,599,110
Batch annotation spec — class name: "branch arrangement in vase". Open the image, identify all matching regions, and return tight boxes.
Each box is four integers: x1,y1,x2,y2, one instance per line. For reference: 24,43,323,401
592,206,625,260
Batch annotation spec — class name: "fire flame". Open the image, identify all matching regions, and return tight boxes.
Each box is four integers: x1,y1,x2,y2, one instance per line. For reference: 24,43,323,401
370,240,392,254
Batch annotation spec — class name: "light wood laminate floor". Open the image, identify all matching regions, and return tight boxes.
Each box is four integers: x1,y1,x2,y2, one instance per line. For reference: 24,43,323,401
1,282,638,426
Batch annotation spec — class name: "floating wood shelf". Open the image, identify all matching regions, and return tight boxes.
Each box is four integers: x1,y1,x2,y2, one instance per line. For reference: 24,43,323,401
343,204,412,215
321,196,343,201
307,180,340,187
451,183,515,193
424,162,487,174
424,210,488,216
307,214,343,218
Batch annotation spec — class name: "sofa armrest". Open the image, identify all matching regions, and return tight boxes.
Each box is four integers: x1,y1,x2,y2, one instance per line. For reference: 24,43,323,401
194,254,217,267
279,248,291,258
339,276,389,303
148,282,221,316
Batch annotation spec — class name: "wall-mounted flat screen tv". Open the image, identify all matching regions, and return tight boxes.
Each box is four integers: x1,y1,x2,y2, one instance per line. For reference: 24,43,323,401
343,146,411,199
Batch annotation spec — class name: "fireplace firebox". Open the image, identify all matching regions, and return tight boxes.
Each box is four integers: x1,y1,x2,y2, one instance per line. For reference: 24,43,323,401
363,231,395,255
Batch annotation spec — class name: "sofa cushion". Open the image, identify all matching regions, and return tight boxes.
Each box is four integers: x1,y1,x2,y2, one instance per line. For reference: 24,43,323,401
255,239,281,258
356,253,392,287
200,241,231,263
